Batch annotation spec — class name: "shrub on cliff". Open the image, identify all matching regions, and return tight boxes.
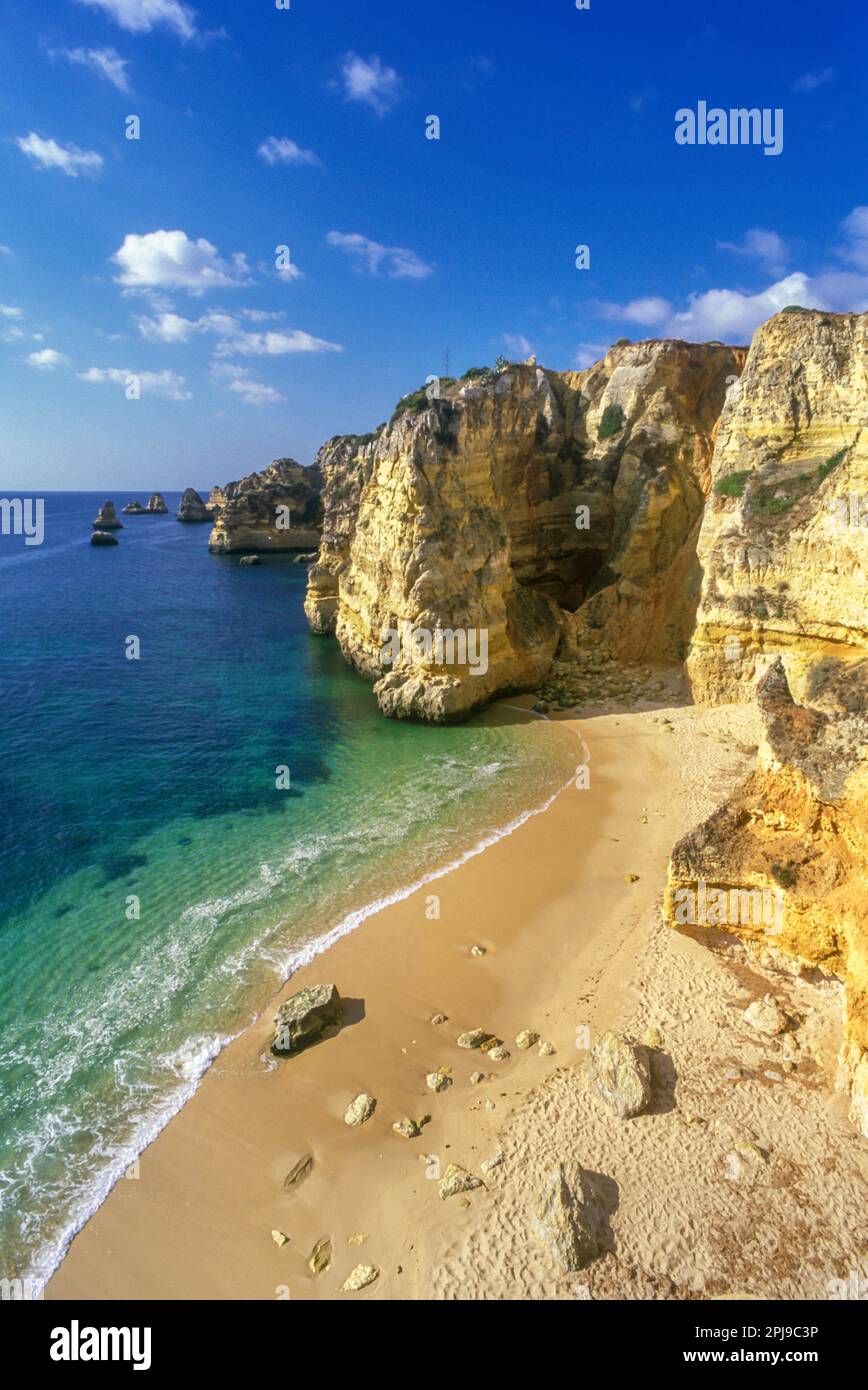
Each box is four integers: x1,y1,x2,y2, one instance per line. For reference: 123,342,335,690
818,448,847,481
390,380,456,424
714,470,750,498
598,404,625,439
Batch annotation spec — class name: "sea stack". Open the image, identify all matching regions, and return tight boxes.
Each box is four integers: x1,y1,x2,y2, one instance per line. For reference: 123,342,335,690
177,488,212,523
145,493,169,514
121,500,145,515
92,500,123,530
208,459,323,553
90,530,119,546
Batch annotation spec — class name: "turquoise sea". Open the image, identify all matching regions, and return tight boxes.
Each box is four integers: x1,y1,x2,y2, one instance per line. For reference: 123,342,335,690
0,492,576,1286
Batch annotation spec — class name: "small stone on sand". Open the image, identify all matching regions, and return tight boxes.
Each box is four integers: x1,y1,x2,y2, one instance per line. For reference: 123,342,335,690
342,1264,379,1291
344,1093,376,1126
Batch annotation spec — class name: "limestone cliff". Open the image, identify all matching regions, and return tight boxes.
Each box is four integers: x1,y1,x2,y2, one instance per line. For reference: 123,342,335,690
305,344,742,721
687,308,868,703
208,458,323,553
304,432,378,635
665,658,868,1135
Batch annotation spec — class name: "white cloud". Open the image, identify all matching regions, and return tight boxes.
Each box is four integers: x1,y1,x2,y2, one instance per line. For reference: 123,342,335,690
78,366,192,399
501,333,532,357
0,245,12,256
17,132,103,177
597,296,672,326
0,304,22,318
717,228,790,276
135,309,238,342
74,0,198,40
338,53,400,114
112,230,250,294
211,363,285,406
590,207,868,345
227,377,285,405
27,348,70,369
136,311,197,343
837,206,868,272
628,90,655,113
573,342,608,369
662,272,833,341
49,45,131,92
258,136,320,167
793,68,835,93
216,328,342,357
326,230,432,279
134,310,338,357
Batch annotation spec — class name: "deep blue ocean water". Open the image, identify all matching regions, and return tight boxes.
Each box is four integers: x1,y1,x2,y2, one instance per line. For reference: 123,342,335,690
0,491,574,1286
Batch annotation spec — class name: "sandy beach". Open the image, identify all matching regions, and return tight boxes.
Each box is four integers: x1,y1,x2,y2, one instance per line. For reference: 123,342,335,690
47,697,867,1302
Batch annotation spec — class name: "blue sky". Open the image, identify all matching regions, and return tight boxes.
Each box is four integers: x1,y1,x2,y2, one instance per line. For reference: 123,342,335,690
1,0,866,490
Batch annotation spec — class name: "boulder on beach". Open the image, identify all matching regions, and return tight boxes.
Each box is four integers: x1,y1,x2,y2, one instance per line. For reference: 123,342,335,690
283,1154,313,1191
743,996,789,1036
272,983,343,1055
344,1093,376,1126
392,1117,421,1139
177,487,212,523
92,500,122,530
341,1264,378,1292
121,500,145,515
308,1236,332,1276
145,493,169,514
438,1163,483,1200
457,1029,488,1049
532,1162,600,1271
587,1030,652,1118
90,530,119,547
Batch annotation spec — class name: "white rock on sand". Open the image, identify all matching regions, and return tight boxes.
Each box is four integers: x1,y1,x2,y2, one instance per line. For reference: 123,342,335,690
344,1093,376,1126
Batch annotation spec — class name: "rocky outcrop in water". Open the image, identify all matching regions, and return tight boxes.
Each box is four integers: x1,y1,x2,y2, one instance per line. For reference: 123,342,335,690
92,500,122,530
176,488,212,523
304,345,742,721
145,494,168,514
90,530,119,546
121,500,145,515
208,458,323,552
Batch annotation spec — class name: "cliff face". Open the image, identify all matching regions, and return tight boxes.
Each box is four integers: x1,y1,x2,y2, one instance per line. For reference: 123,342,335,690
687,309,868,703
304,434,378,635
665,658,868,1136
208,458,323,553
305,344,742,721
